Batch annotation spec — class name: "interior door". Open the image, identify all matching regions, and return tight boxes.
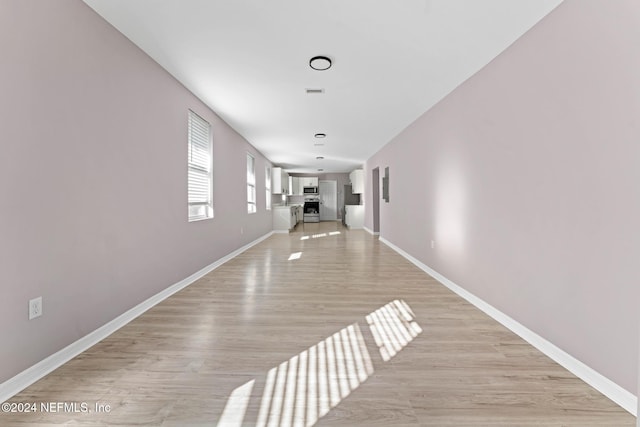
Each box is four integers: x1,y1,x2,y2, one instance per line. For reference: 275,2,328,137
319,180,337,221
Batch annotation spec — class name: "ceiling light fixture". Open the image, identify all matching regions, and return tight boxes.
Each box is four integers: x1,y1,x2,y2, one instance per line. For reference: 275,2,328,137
318,168,324,172
314,133,326,138
309,56,332,71
316,156,324,160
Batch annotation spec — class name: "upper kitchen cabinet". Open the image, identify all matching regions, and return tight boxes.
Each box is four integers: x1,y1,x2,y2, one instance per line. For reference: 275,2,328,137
349,169,364,194
282,170,290,194
272,167,290,194
290,176,302,195
288,176,318,195
300,177,319,187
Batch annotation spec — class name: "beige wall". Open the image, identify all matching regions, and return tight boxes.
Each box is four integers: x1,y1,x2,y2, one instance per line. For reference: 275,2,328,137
366,0,640,395
0,0,273,383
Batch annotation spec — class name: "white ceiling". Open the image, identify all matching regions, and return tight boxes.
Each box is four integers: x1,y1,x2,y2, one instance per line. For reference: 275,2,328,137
83,0,562,173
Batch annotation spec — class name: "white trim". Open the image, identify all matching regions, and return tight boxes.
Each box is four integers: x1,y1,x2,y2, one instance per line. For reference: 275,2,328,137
378,236,637,416
363,226,379,236
272,230,290,234
0,231,274,403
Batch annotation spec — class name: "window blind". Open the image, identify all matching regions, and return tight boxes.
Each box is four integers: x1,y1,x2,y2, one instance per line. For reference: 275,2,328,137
188,110,213,221
265,166,271,210
247,153,256,214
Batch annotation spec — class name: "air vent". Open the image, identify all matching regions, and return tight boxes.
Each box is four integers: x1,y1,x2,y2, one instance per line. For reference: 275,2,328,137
306,88,325,94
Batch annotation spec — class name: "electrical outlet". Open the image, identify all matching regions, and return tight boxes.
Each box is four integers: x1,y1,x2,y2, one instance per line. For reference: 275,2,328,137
29,296,42,320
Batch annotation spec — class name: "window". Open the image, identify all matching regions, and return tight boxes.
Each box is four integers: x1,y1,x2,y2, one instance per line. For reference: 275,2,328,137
247,153,256,214
265,166,272,210
187,110,213,221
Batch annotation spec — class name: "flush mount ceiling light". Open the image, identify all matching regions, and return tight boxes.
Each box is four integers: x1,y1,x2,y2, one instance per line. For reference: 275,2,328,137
314,133,326,138
316,156,324,160
309,56,332,71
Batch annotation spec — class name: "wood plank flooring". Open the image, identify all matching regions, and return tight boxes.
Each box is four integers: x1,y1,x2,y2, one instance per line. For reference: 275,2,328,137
1,222,634,426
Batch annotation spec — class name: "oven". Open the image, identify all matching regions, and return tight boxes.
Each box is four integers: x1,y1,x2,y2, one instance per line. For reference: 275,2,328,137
303,198,320,223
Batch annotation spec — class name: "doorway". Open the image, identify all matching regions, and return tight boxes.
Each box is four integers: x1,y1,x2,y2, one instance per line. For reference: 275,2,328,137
372,168,380,234
319,180,337,221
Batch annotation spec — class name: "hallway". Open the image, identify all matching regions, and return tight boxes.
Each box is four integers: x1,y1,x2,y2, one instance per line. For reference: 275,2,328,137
2,222,633,426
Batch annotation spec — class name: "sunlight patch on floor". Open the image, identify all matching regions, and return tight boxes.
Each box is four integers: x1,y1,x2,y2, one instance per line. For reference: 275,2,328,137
300,231,341,241
366,299,422,362
288,252,302,261
217,300,419,427
217,379,255,426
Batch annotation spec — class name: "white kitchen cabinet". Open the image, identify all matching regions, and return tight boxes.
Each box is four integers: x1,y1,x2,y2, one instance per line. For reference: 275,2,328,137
300,177,318,187
290,176,302,195
349,169,364,194
296,206,303,223
282,170,290,194
273,205,298,232
345,205,364,229
272,167,290,194
272,167,283,194
289,176,316,195
290,207,297,229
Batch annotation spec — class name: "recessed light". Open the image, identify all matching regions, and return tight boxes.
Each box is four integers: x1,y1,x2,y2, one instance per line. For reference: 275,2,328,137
309,56,332,71
316,156,324,160
314,133,326,138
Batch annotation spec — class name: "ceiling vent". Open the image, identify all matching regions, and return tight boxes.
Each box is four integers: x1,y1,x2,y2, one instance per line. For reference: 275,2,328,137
305,88,324,94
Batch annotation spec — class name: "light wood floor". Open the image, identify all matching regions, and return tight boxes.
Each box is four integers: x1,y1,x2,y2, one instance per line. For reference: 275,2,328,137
2,222,634,426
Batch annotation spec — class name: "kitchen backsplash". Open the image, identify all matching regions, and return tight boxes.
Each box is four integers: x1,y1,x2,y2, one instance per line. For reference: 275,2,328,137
287,195,305,205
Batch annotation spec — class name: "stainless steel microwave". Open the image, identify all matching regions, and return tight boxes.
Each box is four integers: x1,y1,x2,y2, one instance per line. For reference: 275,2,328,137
303,186,318,194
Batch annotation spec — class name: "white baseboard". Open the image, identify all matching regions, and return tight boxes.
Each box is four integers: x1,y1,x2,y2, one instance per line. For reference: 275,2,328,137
363,226,379,236
378,236,637,416
0,231,274,404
